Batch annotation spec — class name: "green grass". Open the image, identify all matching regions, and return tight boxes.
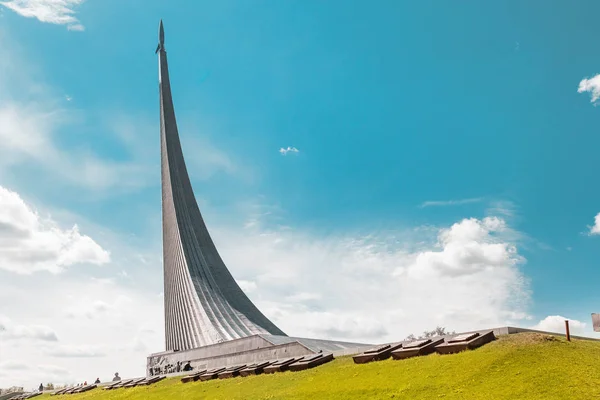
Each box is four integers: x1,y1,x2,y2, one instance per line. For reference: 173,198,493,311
42,333,600,400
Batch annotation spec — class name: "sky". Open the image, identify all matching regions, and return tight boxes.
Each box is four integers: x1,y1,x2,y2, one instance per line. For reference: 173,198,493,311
1,0,600,390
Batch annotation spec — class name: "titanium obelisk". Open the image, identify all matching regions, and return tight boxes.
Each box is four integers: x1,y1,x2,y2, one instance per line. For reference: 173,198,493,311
157,20,286,351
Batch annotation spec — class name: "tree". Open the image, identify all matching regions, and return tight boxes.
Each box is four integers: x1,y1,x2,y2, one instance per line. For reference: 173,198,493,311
404,326,456,341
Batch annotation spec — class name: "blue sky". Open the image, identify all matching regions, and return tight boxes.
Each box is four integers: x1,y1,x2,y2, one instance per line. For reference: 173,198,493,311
1,0,600,389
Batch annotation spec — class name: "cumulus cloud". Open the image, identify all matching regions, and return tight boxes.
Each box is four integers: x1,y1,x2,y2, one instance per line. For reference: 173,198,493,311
0,0,85,31
0,200,533,389
279,146,299,155
588,213,600,235
0,185,110,274
401,217,522,279
578,74,600,104
215,214,531,343
0,316,58,341
533,315,586,335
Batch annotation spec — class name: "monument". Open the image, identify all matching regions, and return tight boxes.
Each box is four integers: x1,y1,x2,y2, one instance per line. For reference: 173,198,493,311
157,20,287,352
148,21,370,376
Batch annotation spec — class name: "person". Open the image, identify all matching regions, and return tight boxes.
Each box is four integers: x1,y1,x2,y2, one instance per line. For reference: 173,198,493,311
112,372,121,382
39,383,43,392
183,361,192,372
95,378,100,384
83,381,87,386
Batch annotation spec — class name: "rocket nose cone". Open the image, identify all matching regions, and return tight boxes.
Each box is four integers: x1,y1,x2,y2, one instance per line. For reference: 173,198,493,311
159,19,164,44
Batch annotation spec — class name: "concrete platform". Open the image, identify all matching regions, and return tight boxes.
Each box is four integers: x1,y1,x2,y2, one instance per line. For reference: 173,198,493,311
353,343,403,364
147,334,370,377
239,361,274,377
218,365,247,379
264,357,302,374
391,338,444,360
435,331,496,355
289,353,334,372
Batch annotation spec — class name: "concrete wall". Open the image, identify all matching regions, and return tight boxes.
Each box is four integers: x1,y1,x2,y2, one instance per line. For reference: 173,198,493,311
149,335,272,358
146,335,315,376
192,342,315,371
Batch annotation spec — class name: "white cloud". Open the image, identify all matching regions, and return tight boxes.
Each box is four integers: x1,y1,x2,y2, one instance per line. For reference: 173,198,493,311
419,198,483,208
0,29,241,194
0,185,110,274
286,292,322,302
533,315,586,335
401,217,521,279
237,279,257,293
589,213,600,235
0,186,534,389
0,361,29,370
578,74,600,104
279,146,299,155
0,272,163,388
214,214,531,343
0,316,58,341
46,345,106,358
0,0,85,31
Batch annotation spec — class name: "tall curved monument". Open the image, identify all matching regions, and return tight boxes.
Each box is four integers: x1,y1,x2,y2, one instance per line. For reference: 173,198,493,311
157,20,286,351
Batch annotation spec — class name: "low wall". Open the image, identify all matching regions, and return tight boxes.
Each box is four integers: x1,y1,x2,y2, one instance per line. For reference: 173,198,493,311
146,337,316,376
191,342,315,371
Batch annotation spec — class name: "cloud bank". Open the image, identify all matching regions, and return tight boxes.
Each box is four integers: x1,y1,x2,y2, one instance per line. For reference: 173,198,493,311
0,0,85,31
0,185,110,274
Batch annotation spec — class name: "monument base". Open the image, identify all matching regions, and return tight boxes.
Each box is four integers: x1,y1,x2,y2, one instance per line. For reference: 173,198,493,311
146,334,372,377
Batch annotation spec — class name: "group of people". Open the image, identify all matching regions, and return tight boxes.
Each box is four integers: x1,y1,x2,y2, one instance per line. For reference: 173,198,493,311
36,363,194,393
38,377,103,392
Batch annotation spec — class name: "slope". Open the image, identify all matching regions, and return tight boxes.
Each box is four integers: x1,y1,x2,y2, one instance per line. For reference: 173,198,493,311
39,333,600,400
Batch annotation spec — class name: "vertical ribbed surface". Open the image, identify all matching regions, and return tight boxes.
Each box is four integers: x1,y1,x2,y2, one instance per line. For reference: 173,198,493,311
158,29,286,351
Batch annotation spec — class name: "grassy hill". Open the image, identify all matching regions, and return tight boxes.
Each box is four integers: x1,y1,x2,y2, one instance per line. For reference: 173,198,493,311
40,333,600,400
